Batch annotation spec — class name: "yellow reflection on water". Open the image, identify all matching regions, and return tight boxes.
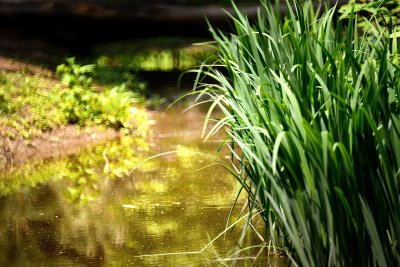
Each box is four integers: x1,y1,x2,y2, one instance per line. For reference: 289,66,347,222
0,107,287,266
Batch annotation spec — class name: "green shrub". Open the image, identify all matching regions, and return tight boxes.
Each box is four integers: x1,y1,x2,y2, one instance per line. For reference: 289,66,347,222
197,0,400,266
56,57,139,130
56,57,95,88
95,85,137,129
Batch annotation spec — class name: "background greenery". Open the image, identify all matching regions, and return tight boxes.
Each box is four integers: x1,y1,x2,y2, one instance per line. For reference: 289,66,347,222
0,57,148,144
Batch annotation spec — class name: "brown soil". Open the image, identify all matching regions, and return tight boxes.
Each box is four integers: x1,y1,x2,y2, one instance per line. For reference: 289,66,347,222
0,56,52,75
1,126,120,170
0,56,121,170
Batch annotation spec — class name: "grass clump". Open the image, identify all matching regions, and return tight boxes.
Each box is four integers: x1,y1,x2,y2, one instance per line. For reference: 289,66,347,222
197,0,400,266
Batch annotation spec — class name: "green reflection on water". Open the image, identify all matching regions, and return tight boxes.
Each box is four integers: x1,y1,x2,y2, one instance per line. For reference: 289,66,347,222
0,135,149,202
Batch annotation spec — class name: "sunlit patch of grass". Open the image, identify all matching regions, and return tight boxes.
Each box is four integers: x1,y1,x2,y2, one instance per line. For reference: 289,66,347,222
0,70,65,140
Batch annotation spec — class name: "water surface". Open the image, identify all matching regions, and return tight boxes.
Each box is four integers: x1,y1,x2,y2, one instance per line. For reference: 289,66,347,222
0,107,285,266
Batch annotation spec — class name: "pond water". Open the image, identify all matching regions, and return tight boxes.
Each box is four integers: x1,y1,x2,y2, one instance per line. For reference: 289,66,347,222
0,106,286,266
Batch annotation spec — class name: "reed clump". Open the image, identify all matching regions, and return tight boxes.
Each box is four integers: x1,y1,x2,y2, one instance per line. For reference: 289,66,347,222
197,0,400,266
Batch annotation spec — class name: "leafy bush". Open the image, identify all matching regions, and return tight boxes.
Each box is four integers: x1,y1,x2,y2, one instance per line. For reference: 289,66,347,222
95,85,137,129
56,57,141,130
56,57,95,88
198,0,400,266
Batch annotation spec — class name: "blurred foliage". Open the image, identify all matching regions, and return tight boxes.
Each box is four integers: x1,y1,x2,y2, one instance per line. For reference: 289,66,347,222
104,0,260,6
85,37,215,108
56,57,146,130
0,70,65,141
91,38,215,72
56,57,95,88
339,0,400,32
0,56,148,147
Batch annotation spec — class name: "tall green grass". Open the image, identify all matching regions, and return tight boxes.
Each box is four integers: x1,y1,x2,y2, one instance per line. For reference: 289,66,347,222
196,0,400,266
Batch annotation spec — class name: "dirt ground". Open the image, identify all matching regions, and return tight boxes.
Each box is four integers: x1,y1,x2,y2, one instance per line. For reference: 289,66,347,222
1,125,120,169
0,56,52,74
0,56,121,170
